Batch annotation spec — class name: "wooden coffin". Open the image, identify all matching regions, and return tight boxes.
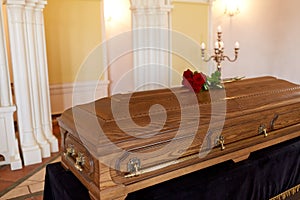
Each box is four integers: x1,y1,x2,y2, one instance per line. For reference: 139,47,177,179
58,76,300,200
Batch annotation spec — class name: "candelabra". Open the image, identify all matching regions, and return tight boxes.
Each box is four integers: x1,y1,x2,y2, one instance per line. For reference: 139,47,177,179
201,26,239,74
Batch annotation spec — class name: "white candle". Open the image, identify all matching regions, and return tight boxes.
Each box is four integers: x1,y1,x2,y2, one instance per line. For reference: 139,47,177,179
220,41,224,48
215,41,219,49
217,25,222,33
235,41,240,49
201,42,206,50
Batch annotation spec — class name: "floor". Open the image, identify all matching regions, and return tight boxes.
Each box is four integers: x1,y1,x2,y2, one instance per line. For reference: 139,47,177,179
0,156,61,200
0,116,61,200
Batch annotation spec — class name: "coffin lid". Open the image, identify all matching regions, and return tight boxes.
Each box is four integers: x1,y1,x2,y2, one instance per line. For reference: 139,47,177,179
58,76,300,171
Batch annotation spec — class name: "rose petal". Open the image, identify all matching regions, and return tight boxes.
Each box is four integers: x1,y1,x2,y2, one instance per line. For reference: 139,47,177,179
183,69,193,79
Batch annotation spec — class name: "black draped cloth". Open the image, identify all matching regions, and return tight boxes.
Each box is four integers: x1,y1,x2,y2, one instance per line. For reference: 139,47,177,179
44,137,300,200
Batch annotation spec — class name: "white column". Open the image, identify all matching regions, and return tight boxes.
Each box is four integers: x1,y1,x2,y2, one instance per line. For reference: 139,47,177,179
34,0,58,153
0,0,22,170
24,0,50,158
0,2,12,108
5,0,42,166
130,0,172,91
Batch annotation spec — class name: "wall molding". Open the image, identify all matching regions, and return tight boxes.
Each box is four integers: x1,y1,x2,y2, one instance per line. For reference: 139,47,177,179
49,80,109,114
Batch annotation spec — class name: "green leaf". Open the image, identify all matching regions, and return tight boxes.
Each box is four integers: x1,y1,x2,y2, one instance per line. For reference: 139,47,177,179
203,83,209,91
206,70,222,88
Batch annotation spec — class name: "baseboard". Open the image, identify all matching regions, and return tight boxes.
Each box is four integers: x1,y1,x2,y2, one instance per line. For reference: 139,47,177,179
49,80,109,114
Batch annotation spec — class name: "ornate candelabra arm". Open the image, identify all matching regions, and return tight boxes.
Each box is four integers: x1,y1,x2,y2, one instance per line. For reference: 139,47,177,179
201,54,215,62
224,55,238,62
224,47,239,62
201,43,215,62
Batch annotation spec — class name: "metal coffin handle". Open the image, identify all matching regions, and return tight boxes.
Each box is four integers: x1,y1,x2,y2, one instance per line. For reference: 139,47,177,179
258,124,268,137
216,135,225,150
64,145,85,172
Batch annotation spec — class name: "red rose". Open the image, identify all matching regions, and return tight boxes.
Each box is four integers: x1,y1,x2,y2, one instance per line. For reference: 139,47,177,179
193,72,206,86
183,69,193,79
192,82,202,93
182,77,193,90
182,70,207,93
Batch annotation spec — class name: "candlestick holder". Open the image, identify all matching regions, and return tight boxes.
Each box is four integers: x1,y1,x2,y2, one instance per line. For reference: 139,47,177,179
201,26,239,75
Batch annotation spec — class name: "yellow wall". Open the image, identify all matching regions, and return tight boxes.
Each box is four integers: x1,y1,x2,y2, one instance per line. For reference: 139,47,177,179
44,0,103,84
43,0,209,86
171,2,209,85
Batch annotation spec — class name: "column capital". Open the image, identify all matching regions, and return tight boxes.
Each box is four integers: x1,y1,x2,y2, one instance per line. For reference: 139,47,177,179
4,0,26,5
36,0,47,7
25,0,38,3
35,0,47,10
25,0,38,6
130,0,172,12
25,0,37,9
130,0,171,7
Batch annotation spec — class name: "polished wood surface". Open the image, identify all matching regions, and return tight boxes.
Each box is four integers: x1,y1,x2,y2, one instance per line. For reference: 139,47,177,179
58,76,300,200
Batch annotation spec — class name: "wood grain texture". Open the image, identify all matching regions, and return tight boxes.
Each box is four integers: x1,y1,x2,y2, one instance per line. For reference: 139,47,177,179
58,76,300,199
